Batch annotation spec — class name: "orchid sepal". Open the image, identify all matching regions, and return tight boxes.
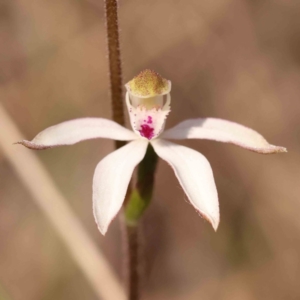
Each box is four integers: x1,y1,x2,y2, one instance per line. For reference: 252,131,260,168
162,118,287,154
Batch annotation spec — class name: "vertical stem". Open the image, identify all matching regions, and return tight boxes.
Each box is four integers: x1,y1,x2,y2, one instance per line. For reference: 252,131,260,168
125,144,158,224
124,144,158,299
104,0,125,133
104,1,139,299
126,225,139,300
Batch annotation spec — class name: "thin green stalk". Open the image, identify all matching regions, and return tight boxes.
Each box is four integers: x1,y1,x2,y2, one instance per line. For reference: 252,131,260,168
125,144,158,225
124,144,158,299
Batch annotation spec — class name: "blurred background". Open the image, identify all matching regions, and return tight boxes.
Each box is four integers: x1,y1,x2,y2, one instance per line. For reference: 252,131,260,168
0,0,299,299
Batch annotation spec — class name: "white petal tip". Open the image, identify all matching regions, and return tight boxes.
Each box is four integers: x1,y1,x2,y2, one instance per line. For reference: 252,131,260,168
15,140,29,146
212,220,219,232
15,140,51,150
94,219,109,236
94,215,112,235
257,145,288,154
93,206,111,236
273,146,287,153
98,226,108,236
199,211,219,231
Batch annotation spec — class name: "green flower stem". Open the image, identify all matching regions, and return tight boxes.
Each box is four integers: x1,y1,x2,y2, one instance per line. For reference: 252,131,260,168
124,144,158,299
104,2,159,299
125,144,158,225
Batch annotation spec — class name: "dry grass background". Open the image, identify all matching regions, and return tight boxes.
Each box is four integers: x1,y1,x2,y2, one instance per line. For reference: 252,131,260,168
0,0,299,299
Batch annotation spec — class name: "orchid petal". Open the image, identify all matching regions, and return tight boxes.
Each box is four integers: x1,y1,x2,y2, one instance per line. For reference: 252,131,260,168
151,139,219,230
93,139,148,235
17,118,138,149
161,118,286,154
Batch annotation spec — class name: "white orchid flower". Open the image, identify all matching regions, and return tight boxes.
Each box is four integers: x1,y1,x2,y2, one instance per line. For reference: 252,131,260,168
18,70,286,235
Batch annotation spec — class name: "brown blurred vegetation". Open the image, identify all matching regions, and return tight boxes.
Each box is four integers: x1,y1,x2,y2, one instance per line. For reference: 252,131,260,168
0,0,299,299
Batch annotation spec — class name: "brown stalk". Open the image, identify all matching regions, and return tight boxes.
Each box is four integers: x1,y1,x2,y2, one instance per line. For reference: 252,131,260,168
104,1,140,298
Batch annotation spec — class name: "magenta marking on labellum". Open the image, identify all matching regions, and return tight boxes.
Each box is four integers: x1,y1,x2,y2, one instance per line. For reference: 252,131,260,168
139,124,154,140
147,116,153,124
